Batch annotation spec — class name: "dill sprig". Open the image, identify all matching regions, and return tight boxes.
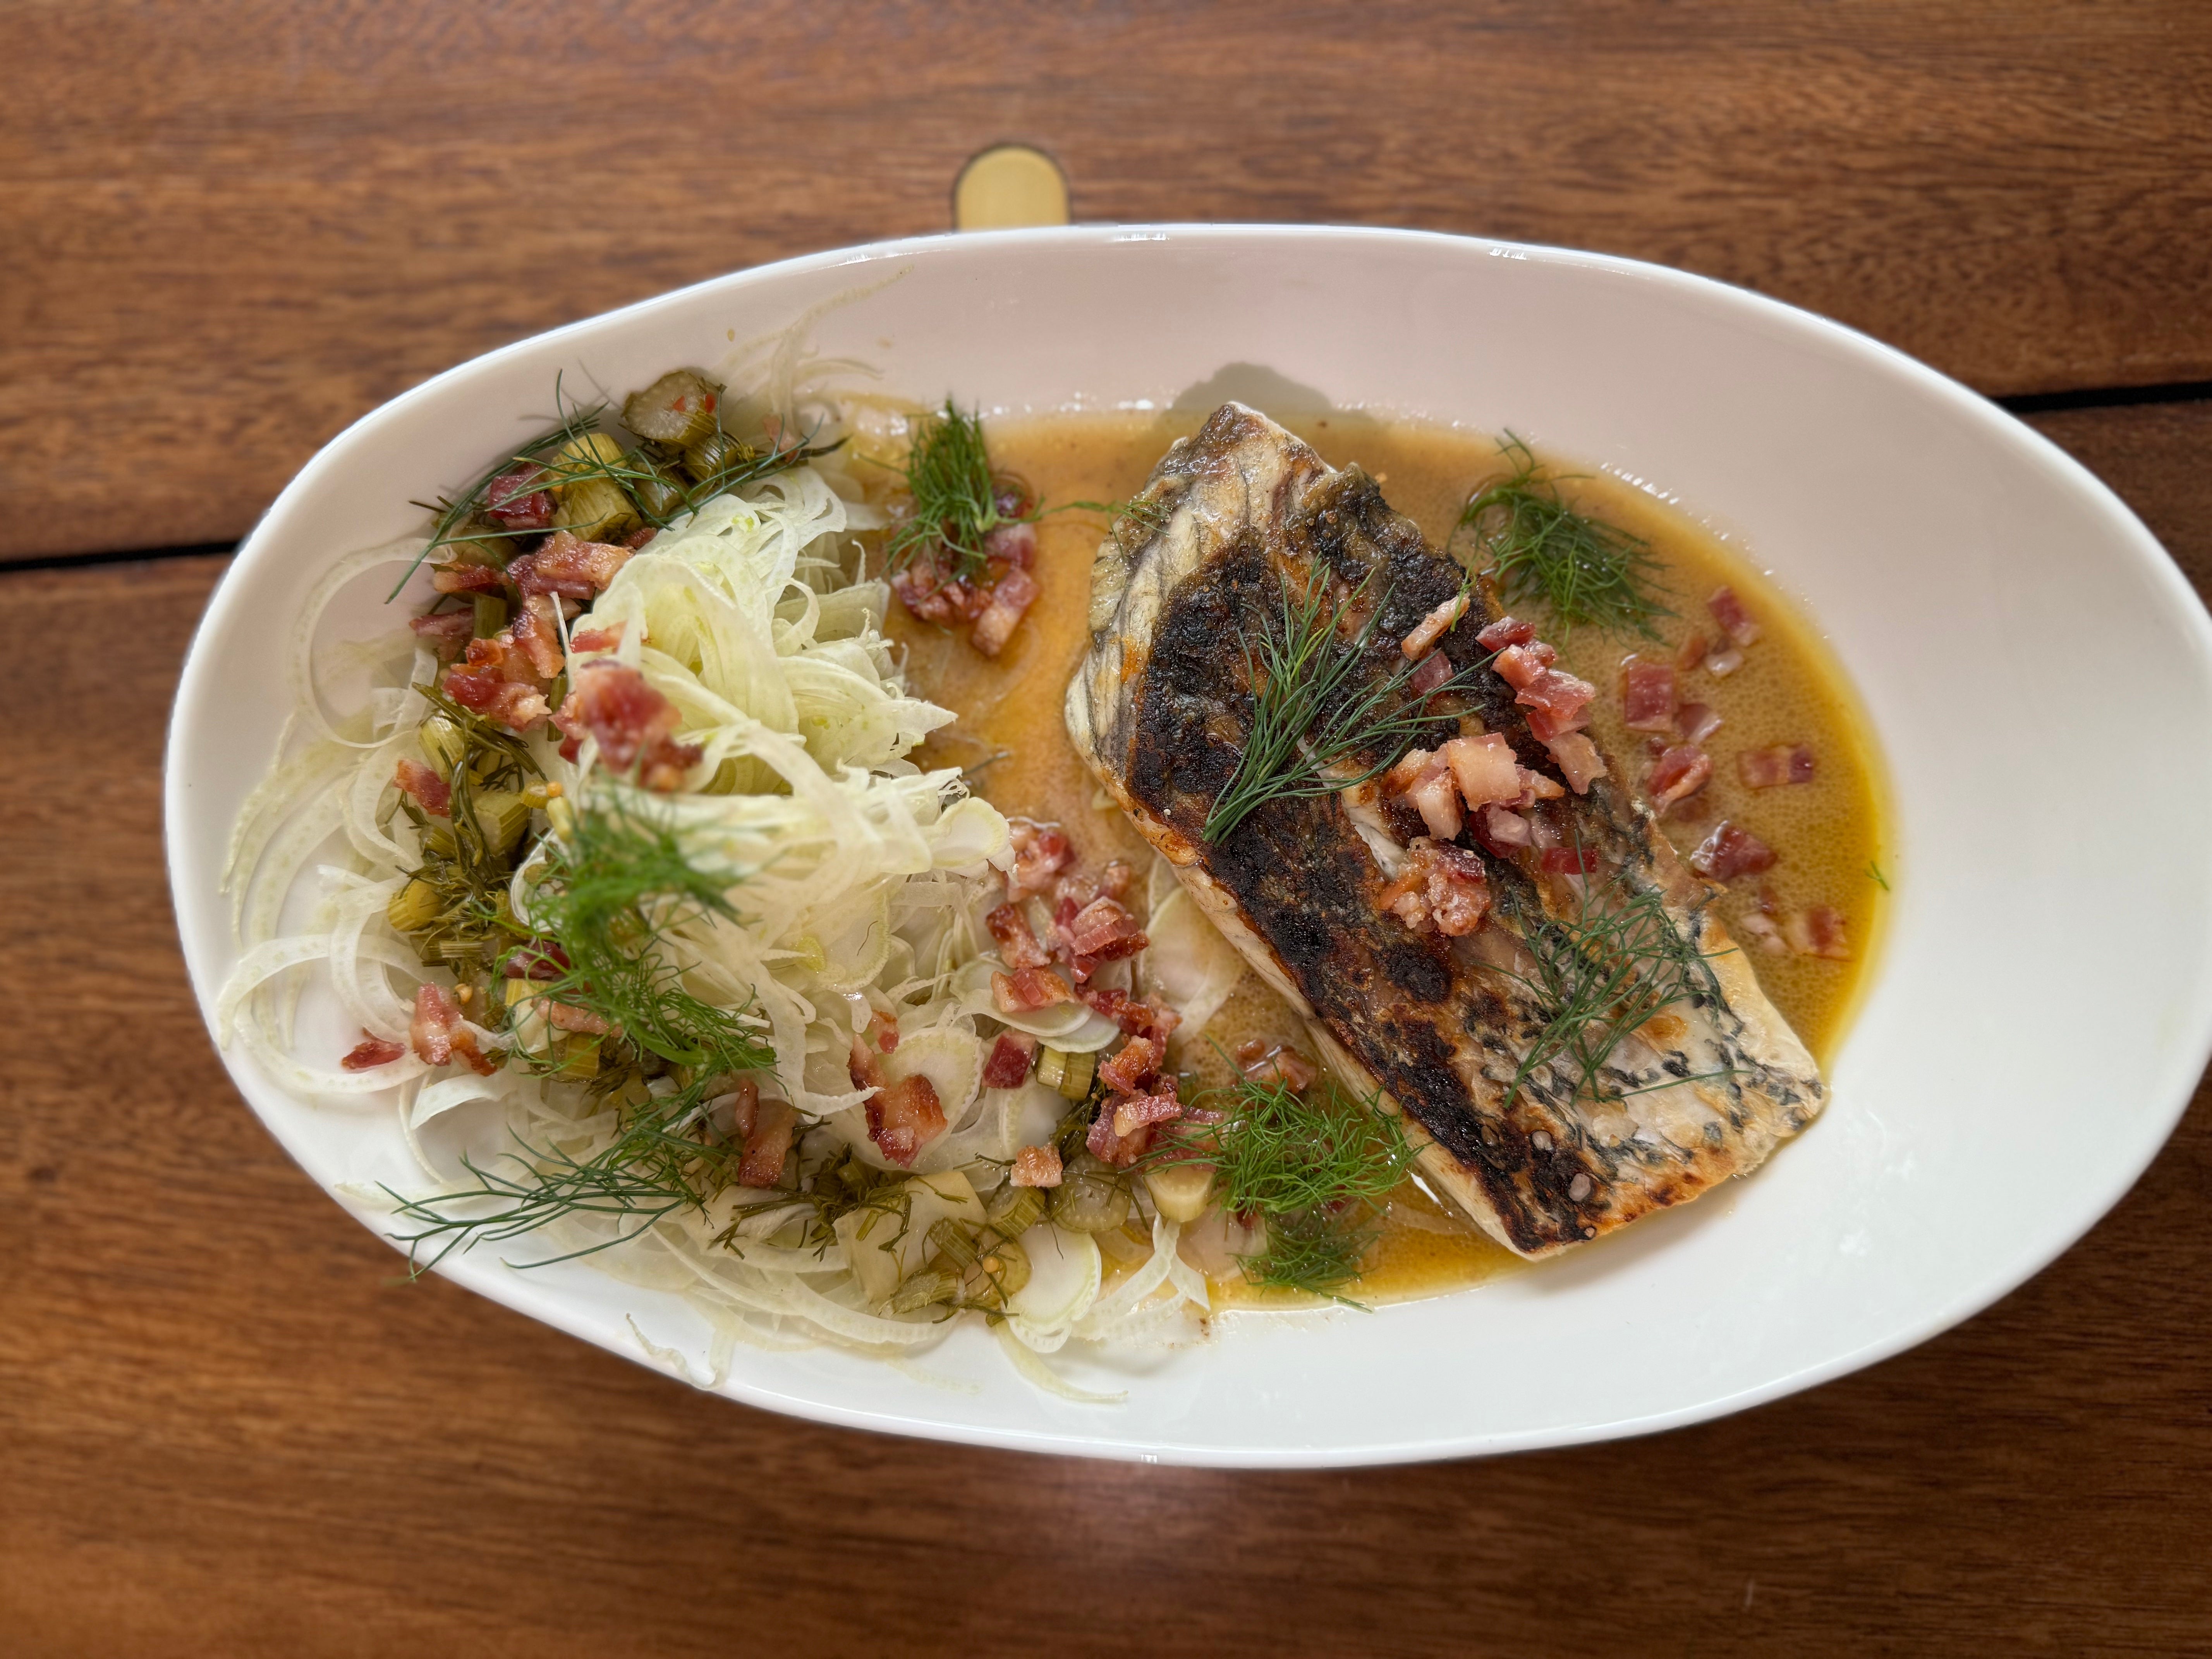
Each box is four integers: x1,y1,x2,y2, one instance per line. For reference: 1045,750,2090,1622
1459,434,1671,638
1202,565,1491,843
391,373,833,599
1867,860,1891,891
1147,1063,1421,1305
881,399,1024,580
1493,861,1723,1108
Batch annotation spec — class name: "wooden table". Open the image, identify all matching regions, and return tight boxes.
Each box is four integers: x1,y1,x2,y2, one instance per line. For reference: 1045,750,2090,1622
7,5,2210,1653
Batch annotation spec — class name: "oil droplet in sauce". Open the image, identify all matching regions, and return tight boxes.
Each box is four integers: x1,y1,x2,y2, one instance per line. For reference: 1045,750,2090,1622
883,411,1887,1309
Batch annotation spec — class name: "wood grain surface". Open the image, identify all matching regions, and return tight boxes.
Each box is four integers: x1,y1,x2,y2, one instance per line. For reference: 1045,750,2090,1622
3,403,2209,1657
4,0,2210,559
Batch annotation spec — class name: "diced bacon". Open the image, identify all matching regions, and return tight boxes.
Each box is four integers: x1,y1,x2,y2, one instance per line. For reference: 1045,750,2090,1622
569,621,625,653
1784,904,1851,960
1441,733,1521,810
1515,667,1598,740
985,902,1052,971
1053,870,1101,911
1708,586,1762,647
340,1031,407,1071
1405,762,1463,840
443,672,550,731
553,660,701,790
991,967,1074,1015
1235,1041,1319,1092
1520,767,1566,802
1098,860,1135,900
1738,911,1788,955
1678,701,1723,744
546,1001,609,1035
1541,846,1596,874
889,554,986,625
1647,744,1712,811
1005,819,1074,900
1377,837,1491,936
1543,732,1608,795
1011,1144,1064,1188
1085,1106,1147,1168
429,562,507,596
510,592,565,679
718,1078,762,1136
507,530,634,601
1740,745,1817,789
1099,1035,1164,1095
408,983,495,1075
864,1008,899,1054
970,565,1041,658
392,756,451,817
1408,650,1454,697
982,520,1037,568
1621,661,1678,733
1382,747,1435,795
1705,646,1745,678
484,464,556,531
847,1032,886,1094
983,1032,1039,1090
1477,615,1536,650
1676,631,1709,674
1083,988,1182,1046
1484,805,1534,847
1111,1093,1184,1141
504,939,570,981
1690,822,1779,882
866,1075,946,1167
408,610,475,654
1492,643,1549,690
1066,896,1147,961
738,1100,796,1188
1401,591,1470,659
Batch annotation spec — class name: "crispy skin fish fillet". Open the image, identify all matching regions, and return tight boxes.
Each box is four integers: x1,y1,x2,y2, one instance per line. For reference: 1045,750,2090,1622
1065,403,1825,1258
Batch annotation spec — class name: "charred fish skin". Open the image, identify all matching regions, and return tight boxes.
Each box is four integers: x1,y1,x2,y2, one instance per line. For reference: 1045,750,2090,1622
1067,403,1826,1259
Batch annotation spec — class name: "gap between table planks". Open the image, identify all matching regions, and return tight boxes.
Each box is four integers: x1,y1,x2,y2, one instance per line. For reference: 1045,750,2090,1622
2,400,2209,1656
3,0,2210,562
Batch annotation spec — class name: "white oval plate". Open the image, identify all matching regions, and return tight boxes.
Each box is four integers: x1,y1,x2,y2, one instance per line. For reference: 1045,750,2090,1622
168,226,2212,1466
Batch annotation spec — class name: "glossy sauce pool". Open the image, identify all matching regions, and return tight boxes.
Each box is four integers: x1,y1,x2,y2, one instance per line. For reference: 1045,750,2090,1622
879,411,1887,1306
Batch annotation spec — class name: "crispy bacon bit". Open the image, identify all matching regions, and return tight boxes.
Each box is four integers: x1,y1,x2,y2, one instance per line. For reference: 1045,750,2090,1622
505,939,570,981
1011,1143,1064,1188
1082,988,1182,1045
847,1032,886,1093
408,610,475,655
1621,661,1678,733
1477,615,1536,650
1378,837,1491,936
982,520,1038,568
546,1001,609,1035
1709,586,1762,647
1738,910,1788,955
1705,645,1745,678
1540,846,1596,874
1521,767,1567,802
985,902,1052,970
738,1100,796,1188
429,561,507,596
1677,630,1709,674
1647,744,1712,811
339,1031,407,1071
1483,805,1534,847
719,1078,762,1136
991,966,1075,1015
1066,896,1147,961
1005,819,1075,900
569,621,625,653
443,632,551,732
1678,701,1723,744
1408,650,1454,698
867,1075,946,1167
889,555,986,625
1690,822,1779,882
1441,733,1521,809
1052,870,1101,912
508,530,634,601
1402,760,1463,840
1237,1041,1319,1091
1401,591,1470,659
1784,904,1851,960
1111,1092,1184,1141
970,566,1041,658
1099,1034,1164,1096
1740,745,1816,789
1544,732,1608,795
553,661,701,790
408,983,495,1075
1099,860,1135,901
983,1032,1039,1090
510,592,565,679
484,464,556,531
864,1008,899,1054
1383,747,1435,795
393,756,451,817
1085,1106,1146,1168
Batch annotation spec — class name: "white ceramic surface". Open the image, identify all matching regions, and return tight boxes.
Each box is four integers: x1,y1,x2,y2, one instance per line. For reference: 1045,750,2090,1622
167,226,2212,1466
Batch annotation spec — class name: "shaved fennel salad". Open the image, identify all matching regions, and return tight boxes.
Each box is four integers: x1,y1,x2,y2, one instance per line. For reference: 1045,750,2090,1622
219,350,1259,1396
